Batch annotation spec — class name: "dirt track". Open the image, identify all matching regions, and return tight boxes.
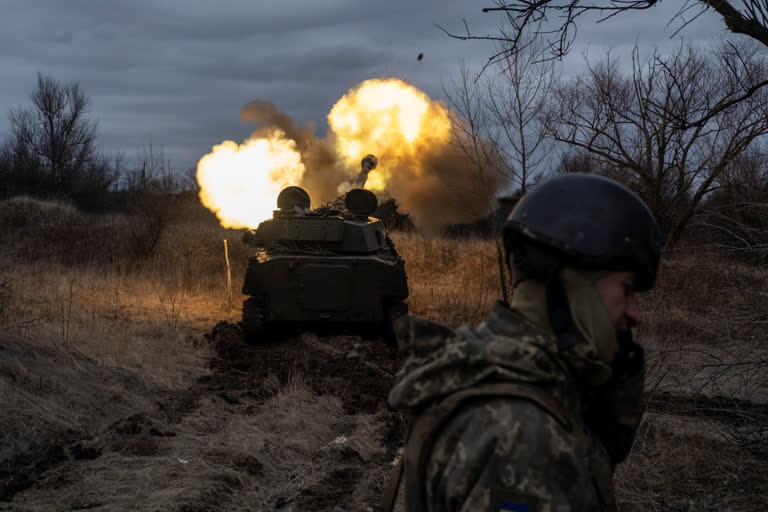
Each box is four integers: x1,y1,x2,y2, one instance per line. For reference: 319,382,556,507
3,321,766,511
206,322,402,416
1,324,404,512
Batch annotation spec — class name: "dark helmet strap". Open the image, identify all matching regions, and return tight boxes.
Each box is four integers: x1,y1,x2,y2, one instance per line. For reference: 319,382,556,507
546,274,577,351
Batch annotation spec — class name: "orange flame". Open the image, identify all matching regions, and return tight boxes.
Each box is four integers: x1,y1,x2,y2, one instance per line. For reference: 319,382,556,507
196,78,452,228
196,130,305,229
328,78,451,191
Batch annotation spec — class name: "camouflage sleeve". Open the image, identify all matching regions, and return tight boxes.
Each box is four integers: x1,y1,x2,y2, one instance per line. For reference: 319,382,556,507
425,397,602,512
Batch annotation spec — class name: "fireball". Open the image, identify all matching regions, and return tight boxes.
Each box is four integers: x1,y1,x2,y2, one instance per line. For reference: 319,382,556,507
328,78,452,191
196,129,305,229
196,78,453,227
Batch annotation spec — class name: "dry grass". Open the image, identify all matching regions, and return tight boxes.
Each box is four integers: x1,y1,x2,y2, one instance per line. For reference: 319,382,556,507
0,197,401,510
619,250,768,511
391,232,504,326
0,252,17,328
616,412,768,511
639,251,768,408
7,374,386,511
1,197,766,511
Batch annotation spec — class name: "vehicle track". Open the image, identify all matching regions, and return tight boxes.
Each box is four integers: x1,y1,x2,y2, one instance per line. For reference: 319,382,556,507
1,322,404,511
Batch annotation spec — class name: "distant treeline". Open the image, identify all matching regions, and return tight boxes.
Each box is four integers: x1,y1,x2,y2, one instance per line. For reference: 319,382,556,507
2,71,767,264
0,73,201,214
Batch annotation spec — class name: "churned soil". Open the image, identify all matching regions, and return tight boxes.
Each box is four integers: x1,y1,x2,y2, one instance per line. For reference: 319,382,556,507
206,321,402,415
1,324,405,511
4,321,765,511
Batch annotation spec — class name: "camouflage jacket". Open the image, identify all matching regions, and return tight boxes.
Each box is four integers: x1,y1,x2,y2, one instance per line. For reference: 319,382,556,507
388,303,643,512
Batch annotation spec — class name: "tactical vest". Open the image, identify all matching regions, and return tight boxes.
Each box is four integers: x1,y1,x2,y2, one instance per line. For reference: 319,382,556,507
380,381,573,512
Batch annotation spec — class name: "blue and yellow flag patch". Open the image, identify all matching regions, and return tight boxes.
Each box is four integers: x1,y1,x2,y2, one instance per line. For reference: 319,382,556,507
498,500,529,512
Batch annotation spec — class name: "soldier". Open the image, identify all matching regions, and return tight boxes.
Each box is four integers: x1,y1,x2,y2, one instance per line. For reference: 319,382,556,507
385,173,661,511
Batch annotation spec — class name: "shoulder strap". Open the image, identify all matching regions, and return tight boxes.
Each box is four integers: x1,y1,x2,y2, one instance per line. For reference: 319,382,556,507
379,449,405,512
380,382,571,512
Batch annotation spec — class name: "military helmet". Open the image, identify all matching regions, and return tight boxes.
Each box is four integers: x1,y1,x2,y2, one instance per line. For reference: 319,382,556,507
503,173,661,291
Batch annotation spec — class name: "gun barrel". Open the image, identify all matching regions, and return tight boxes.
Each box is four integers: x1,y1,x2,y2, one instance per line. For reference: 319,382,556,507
353,154,378,188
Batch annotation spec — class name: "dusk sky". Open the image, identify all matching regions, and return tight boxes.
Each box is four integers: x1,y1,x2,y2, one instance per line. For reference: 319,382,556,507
0,1,730,172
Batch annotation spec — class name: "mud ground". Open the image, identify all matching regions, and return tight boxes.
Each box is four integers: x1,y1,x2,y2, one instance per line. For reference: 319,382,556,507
2,322,766,511
1,324,405,512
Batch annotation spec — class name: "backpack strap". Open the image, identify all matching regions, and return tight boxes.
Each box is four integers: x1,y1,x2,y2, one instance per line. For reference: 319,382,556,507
380,382,571,512
379,448,405,512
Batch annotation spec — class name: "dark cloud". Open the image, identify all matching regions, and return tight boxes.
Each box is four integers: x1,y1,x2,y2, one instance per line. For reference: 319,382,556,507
0,0,727,177
181,42,393,84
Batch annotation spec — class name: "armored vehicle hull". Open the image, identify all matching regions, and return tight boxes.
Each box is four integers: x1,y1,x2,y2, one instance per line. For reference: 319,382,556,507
242,251,407,327
240,178,408,340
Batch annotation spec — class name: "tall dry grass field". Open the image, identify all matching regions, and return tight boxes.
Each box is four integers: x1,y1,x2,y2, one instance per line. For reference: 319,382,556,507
391,232,505,325
1,197,766,510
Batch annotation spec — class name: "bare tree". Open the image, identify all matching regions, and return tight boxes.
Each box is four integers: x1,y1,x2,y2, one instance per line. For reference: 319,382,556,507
183,166,200,192
692,145,768,262
444,36,554,300
123,144,183,259
123,143,180,194
446,63,512,303
446,1,768,126
0,129,38,197
547,41,768,247
454,1,768,63
484,37,555,193
8,73,98,193
1,73,119,210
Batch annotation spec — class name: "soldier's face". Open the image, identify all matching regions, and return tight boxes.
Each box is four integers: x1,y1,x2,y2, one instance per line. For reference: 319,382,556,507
596,271,642,331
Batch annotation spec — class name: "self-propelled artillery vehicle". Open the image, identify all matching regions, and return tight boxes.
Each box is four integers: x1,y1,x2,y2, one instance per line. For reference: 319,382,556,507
240,156,409,339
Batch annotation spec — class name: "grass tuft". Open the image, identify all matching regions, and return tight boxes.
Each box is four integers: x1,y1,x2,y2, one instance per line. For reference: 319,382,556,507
1,201,766,510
